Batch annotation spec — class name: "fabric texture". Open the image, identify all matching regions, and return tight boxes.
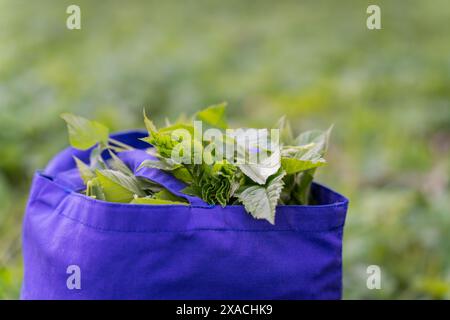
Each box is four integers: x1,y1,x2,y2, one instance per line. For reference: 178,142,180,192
21,131,349,300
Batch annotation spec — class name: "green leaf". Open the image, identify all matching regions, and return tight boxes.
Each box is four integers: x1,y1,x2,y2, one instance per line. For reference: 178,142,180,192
137,159,178,171
237,170,286,224
275,116,295,145
61,113,109,150
159,123,194,136
296,129,324,146
281,144,316,158
172,167,193,184
285,126,332,204
195,161,237,206
296,126,332,157
89,145,108,170
73,156,95,184
107,150,133,175
238,148,281,185
281,157,326,175
142,131,179,159
130,196,188,205
143,109,157,133
154,189,188,204
95,169,144,202
196,102,228,129
182,185,202,198
137,177,164,193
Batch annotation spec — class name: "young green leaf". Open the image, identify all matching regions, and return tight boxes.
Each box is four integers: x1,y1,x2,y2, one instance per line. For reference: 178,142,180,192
143,109,157,133
95,169,144,202
136,177,164,193
73,156,95,184
181,185,203,198
107,150,134,176
89,145,108,170
159,123,195,136
238,148,281,185
281,157,326,175
137,159,178,171
172,167,193,184
275,116,295,146
143,131,179,159
61,113,109,150
296,126,332,157
130,196,188,205
153,189,188,204
237,170,286,224
196,102,228,129
281,144,315,158
196,161,237,206
288,126,332,204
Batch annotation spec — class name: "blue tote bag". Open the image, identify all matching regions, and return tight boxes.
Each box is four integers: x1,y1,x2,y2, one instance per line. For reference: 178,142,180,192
21,131,349,300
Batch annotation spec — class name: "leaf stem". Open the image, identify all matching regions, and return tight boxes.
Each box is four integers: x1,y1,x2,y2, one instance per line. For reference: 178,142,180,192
108,138,134,151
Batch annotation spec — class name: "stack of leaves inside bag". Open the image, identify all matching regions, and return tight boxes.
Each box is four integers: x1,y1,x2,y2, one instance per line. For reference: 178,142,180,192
62,104,331,224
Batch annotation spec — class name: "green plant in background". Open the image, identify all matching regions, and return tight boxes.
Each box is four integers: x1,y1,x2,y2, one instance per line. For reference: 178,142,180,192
62,104,330,224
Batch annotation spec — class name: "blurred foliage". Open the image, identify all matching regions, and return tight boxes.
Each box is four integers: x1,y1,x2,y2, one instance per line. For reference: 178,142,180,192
0,0,449,299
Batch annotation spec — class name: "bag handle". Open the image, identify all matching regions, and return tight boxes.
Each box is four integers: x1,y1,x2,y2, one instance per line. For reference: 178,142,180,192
117,150,210,207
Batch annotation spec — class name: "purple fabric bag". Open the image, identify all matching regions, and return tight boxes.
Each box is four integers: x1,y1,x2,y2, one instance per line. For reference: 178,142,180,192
21,131,348,300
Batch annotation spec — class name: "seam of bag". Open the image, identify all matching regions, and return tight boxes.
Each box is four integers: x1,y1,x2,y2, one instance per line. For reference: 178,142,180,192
69,190,348,210
56,210,345,234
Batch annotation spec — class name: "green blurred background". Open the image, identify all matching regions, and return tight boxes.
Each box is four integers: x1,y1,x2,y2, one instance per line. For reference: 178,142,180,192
1,0,449,299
